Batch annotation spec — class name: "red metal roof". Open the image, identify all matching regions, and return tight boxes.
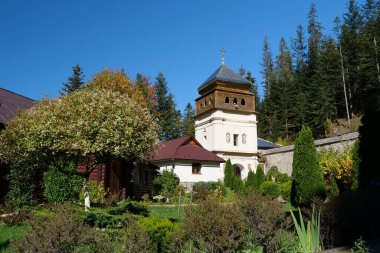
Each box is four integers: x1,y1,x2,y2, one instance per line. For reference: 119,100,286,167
0,87,35,124
152,135,225,163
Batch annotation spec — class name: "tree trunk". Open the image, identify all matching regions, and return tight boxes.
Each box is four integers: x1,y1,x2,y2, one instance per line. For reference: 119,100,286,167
374,37,380,84
83,176,91,211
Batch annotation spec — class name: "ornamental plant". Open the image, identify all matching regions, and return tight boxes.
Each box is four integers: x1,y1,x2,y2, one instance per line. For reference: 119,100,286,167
291,126,326,206
244,169,255,190
224,159,234,188
0,88,159,210
253,164,265,190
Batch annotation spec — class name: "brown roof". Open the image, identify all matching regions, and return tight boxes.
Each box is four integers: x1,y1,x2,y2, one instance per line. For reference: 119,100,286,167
0,87,35,124
152,136,225,163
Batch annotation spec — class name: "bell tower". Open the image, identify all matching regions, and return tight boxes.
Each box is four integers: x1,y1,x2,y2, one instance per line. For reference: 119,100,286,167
194,60,258,179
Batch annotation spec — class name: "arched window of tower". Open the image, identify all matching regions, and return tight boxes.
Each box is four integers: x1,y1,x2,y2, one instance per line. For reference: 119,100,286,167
225,97,229,103
226,133,230,143
208,98,212,106
241,99,245,106
233,98,237,104
242,134,247,144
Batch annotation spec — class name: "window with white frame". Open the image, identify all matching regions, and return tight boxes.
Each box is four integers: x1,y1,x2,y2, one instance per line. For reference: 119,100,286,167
242,134,247,144
226,133,230,143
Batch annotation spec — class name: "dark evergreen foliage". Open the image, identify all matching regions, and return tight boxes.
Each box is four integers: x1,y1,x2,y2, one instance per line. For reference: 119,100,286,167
224,159,234,188
291,125,326,206
253,164,265,190
351,139,360,191
61,64,85,95
244,169,255,189
181,103,195,136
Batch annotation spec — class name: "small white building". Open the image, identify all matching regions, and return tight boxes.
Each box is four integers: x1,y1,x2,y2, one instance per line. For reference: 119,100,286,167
194,63,259,179
151,136,225,187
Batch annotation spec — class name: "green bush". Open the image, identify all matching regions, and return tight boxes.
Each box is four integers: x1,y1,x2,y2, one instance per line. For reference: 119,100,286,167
82,209,125,228
124,221,154,253
171,200,247,252
274,229,300,253
254,165,265,189
259,181,280,198
245,169,255,190
193,182,211,202
232,176,244,192
107,200,149,216
43,162,82,203
275,173,290,183
7,163,38,207
80,181,107,206
153,170,179,201
210,181,227,196
291,125,326,206
266,166,280,181
224,159,234,188
328,175,340,197
139,216,178,252
280,181,292,201
11,205,113,252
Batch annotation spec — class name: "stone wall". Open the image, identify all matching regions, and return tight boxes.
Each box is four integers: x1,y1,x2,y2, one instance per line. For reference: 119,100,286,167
261,132,359,175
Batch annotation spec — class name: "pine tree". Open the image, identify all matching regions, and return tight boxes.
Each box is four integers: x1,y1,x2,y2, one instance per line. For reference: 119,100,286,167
224,159,234,188
291,126,326,206
181,103,195,136
135,73,157,114
61,64,85,95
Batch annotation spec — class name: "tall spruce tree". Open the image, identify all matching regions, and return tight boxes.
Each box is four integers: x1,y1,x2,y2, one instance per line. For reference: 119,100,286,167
61,64,85,95
154,72,182,140
291,126,326,206
224,159,234,188
182,103,195,136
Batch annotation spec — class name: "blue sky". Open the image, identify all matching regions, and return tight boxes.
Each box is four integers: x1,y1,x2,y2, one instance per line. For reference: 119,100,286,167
0,0,364,111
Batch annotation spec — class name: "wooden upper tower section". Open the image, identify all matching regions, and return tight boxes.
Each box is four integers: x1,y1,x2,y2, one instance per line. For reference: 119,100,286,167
195,64,255,116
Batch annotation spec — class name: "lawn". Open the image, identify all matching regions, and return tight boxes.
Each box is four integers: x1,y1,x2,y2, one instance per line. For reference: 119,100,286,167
0,223,28,253
149,205,184,221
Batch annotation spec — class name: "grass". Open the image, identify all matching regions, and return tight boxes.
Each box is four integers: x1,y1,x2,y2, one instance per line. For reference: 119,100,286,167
149,205,184,221
0,223,28,253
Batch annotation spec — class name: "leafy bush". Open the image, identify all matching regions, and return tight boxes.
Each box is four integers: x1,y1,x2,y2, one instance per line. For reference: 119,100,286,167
82,209,126,228
193,181,211,202
153,170,179,202
238,191,286,253
328,175,340,197
260,181,280,198
43,162,82,203
275,173,290,183
171,200,248,252
107,200,149,216
254,165,265,189
279,181,292,201
266,166,280,181
210,181,227,197
292,126,326,206
11,205,113,252
274,229,300,253
224,159,234,188
80,181,107,206
124,221,154,253
139,216,178,252
7,163,38,208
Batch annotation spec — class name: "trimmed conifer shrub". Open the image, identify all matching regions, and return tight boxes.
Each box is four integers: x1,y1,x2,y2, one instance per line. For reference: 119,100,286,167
244,169,255,190
224,159,234,188
291,125,326,206
260,181,280,198
253,165,265,190
351,140,360,192
266,166,280,181
329,175,339,197
232,176,243,192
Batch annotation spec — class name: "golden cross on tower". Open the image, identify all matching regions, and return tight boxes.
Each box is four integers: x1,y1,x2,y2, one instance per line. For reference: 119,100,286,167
221,48,226,65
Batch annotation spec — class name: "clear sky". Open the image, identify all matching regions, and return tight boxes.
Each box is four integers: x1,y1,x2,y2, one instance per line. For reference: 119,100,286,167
0,0,364,111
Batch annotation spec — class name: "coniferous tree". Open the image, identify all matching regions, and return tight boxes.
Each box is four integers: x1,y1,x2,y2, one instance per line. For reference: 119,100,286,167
182,103,195,136
224,159,234,188
154,72,182,141
291,126,326,206
244,169,255,190
135,73,157,114
253,164,265,190
61,64,85,95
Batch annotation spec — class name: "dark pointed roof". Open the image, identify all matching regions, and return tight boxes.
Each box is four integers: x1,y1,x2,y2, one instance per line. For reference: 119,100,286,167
0,87,35,124
152,136,225,163
257,138,280,149
198,64,252,93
